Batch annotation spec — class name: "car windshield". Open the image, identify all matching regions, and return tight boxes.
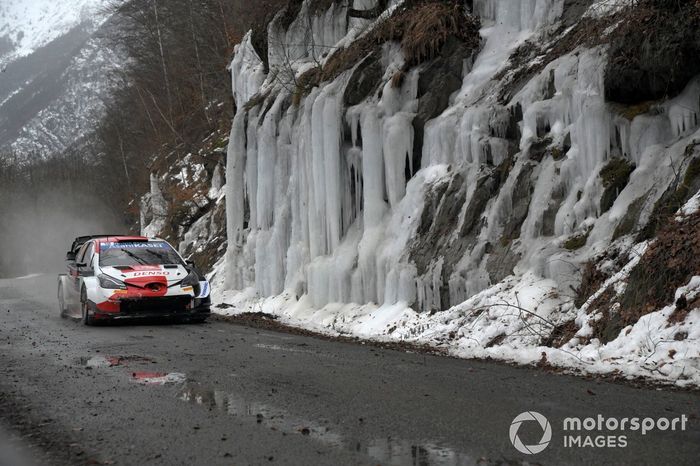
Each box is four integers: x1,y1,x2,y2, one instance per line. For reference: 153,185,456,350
99,241,184,267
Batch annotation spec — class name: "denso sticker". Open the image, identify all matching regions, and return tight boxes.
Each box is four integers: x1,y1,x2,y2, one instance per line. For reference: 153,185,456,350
130,271,169,277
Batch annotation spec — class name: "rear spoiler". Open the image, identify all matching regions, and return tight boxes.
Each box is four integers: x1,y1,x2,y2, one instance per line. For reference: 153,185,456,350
70,235,125,253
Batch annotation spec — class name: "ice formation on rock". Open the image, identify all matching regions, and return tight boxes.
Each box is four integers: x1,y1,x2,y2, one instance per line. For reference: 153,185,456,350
141,173,169,238
223,0,700,318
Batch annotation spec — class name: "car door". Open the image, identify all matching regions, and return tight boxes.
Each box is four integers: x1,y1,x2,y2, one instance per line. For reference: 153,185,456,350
67,242,92,307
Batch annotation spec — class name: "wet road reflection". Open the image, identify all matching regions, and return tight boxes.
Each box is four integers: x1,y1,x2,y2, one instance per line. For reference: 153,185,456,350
179,383,476,465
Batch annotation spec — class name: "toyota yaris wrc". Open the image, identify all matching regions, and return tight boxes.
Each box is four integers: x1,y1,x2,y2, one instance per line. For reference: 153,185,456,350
58,235,211,325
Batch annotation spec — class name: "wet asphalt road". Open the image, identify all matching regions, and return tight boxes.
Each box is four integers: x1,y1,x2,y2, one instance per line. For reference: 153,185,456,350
0,274,699,466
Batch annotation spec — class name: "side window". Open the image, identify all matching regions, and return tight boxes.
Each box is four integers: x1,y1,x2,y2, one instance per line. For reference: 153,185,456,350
79,243,94,266
85,243,95,268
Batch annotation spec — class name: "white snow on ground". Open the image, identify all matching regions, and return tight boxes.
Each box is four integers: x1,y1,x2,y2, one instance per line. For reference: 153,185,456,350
584,0,636,18
678,189,700,218
211,249,700,388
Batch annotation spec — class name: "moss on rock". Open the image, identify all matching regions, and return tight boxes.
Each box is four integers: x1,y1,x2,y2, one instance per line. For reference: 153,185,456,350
563,231,589,250
599,158,635,213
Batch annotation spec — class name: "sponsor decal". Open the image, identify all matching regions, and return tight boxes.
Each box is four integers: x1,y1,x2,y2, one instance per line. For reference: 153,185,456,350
102,241,170,250
129,271,169,277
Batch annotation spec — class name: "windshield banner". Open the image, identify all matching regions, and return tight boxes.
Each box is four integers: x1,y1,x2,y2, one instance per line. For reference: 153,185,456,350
102,242,170,250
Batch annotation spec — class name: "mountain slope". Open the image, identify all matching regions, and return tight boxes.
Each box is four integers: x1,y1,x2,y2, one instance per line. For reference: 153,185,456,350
0,0,119,157
0,0,109,65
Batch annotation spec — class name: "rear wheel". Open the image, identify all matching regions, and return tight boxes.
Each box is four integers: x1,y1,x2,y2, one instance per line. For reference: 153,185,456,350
80,288,93,326
57,284,67,318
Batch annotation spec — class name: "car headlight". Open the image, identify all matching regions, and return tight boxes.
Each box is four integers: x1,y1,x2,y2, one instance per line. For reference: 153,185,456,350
181,269,201,296
181,270,199,287
98,274,127,290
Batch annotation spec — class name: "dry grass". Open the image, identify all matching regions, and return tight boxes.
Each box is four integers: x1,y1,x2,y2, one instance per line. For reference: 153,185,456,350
605,0,700,104
587,287,621,344
321,0,480,89
284,0,480,105
575,261,611,308
542,319,579,347
485,333,506,348
621,209,700,324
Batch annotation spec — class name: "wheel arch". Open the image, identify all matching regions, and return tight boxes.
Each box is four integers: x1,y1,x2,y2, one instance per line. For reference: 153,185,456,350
82,276,100,303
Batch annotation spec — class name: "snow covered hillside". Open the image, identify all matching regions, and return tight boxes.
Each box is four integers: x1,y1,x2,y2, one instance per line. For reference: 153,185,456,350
0,0,119,156
152,0,699,387
0,0,109,66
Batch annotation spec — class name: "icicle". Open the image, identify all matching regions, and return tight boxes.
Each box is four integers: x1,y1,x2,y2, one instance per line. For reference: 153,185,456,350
224,112,247,290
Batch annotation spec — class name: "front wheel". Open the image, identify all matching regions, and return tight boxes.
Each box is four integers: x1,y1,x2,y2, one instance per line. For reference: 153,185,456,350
80,288,93,326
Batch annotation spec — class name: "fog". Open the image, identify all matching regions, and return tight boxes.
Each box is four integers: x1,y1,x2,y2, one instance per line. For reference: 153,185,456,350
0,187,127,278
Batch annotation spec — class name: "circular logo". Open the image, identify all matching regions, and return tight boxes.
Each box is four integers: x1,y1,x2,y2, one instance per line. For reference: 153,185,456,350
510,411,552,455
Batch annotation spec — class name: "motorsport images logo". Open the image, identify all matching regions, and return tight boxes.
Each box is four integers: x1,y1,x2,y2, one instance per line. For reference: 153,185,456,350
509,411,552,454
510,411,690,454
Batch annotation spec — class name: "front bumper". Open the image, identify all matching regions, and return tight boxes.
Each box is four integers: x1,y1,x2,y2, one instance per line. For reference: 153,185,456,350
92,296,211,321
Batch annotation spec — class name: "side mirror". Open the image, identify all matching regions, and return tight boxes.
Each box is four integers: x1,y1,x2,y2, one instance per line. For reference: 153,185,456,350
66,251,76,261
186,260,195,267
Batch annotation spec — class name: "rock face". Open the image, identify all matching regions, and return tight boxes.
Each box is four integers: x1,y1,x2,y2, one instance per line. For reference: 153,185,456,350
219,0,700,342
343,52,382,106
605,1,700,104
412,36,477,177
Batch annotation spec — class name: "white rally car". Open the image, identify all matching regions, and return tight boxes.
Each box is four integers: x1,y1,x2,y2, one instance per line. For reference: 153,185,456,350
58,235,211,325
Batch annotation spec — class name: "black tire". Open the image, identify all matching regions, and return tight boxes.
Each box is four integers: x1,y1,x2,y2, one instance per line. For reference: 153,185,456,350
58,284,67,318
80,288,94,326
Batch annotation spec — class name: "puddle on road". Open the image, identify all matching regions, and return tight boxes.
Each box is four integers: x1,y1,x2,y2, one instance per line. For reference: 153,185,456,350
81,355,155,368
77,355,185,385
179,383,474,465
253,343,320,356
132,371,186,385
